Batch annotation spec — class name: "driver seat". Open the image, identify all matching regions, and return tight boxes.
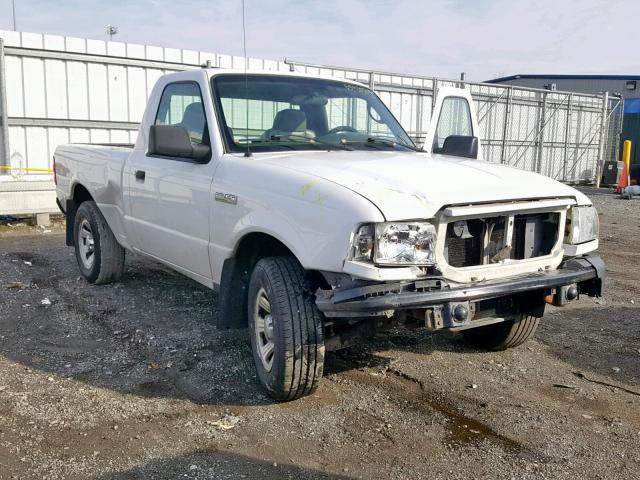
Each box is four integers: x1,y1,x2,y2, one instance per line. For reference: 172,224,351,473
262,109,315,139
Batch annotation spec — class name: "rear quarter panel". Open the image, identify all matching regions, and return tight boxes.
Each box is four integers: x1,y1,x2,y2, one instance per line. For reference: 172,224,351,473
55,145,133,249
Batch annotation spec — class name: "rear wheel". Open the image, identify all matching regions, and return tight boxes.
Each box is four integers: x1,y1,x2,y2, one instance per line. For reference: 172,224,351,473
461,314,540,350
248,256,325,401
74,201,125,284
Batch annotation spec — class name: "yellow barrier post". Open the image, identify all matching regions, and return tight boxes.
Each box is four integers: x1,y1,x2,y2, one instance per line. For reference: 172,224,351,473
622,140,632,189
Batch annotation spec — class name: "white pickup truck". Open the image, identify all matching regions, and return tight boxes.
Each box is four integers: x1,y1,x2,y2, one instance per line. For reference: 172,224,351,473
54,69,604,400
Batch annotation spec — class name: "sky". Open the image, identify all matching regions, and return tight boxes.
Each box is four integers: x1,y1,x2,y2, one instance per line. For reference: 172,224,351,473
1,0,639,81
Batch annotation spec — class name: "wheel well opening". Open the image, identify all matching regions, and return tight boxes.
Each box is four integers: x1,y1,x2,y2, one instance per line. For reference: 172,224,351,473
235,233,294,271
72,184,93,205
65,184,94,246
217,233,326,329
234,233,327,290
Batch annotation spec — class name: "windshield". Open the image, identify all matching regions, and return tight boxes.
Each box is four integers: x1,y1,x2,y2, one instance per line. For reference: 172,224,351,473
211,74,416,153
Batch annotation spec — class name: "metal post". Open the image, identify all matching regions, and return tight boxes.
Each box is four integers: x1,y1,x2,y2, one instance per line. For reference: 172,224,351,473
615,97,624,162
562,94,573,181
0,38,10,171
286,59,295,72
12,0,17,31
595,91,609,188
431,78,438,115
500,87,512,164
416,92,424,145
536,92,547,173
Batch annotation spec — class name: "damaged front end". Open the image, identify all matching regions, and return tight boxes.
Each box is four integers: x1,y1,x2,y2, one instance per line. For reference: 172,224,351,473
315,255,604,346
316,199,603,350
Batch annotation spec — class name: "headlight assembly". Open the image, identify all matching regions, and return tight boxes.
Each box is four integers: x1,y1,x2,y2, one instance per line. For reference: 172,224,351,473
565,205,599,245
351,222,437,265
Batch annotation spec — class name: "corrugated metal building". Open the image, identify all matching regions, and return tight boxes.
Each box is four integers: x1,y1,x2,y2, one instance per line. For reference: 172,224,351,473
488,74,640,170
487,74,640,99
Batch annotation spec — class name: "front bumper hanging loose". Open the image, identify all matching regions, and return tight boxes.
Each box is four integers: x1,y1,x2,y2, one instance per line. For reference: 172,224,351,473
315,255,604,318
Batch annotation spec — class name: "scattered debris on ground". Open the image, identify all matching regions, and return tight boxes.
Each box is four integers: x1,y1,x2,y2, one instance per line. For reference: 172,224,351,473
0,188,638,479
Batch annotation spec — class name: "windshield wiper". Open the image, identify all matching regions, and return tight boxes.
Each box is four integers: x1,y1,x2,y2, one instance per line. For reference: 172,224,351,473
242,139,297,150
340,136,422,152
267,134,353,151
370,136,422,152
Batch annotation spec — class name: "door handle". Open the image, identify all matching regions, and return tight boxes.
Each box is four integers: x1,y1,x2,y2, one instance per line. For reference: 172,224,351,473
135,170,146,181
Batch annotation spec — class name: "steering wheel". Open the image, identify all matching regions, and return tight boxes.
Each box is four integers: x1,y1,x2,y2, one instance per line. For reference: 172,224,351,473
325,125,359,135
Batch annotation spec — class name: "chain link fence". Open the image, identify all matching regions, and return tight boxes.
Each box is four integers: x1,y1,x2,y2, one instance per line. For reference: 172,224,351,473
287,60,623,184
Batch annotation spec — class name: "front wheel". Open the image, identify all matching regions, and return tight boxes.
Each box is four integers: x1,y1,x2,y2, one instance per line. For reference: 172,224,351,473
461,314,540,351
248,256,325,401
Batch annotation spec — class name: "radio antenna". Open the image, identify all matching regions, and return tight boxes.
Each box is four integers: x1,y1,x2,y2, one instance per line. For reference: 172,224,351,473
242,0,252,157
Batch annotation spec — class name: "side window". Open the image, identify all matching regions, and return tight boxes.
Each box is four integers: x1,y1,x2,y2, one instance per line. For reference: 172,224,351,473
433,97,472,151
155,82,208,145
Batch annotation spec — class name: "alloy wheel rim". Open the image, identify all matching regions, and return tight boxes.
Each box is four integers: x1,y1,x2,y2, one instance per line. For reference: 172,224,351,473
254,287,275,372
78,219,95,270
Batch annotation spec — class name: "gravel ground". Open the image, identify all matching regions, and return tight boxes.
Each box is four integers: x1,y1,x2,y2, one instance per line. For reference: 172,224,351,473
0,188,638,480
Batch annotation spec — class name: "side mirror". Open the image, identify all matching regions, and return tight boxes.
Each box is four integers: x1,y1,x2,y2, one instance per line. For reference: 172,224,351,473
439,135,478,159
148,125,210,162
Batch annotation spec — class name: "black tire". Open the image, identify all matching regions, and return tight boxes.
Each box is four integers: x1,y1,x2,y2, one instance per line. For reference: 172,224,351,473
461,315,540,351
74,201,125,284
248,256,325,401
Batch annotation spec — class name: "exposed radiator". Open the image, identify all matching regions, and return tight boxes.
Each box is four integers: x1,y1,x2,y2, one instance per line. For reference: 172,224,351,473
444,213,560,268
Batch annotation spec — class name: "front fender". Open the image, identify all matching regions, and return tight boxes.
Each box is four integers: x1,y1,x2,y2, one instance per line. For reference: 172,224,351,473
208,154,385,284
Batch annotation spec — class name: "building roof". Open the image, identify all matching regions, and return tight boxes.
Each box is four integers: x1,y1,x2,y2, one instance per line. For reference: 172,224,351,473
487,74,640,83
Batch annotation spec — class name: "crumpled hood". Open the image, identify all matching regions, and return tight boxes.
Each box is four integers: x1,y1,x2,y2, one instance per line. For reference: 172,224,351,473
259,150,590,220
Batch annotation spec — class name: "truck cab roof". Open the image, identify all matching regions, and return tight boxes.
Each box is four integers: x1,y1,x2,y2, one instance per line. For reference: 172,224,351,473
162,67,371,87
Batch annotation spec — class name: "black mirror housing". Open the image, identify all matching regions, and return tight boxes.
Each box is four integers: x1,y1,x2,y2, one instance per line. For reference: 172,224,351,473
148,125,210,162
440,135,479,159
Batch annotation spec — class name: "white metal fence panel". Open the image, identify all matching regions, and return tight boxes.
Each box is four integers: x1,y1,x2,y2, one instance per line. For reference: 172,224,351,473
0,30,623,188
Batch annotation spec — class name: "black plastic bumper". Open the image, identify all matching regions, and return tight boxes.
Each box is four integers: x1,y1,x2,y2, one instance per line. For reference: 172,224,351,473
315,255,604,317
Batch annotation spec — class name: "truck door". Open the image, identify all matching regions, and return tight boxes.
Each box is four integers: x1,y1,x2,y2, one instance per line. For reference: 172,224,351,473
124,80,216,285
423,86,482,160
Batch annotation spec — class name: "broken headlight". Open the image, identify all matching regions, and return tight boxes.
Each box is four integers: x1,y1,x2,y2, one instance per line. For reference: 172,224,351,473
351,222,437,265
351,224,375,262
564,205,599,244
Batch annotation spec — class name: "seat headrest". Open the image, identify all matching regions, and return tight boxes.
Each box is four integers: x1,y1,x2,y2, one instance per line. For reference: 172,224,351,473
180,102,205,133
272,109,306,132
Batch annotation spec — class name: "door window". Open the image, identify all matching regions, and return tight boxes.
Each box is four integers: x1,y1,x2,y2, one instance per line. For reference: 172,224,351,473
155,82,208,145
433,96,473,151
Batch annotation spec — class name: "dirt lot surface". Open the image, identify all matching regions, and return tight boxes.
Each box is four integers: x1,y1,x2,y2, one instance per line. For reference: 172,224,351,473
0,189,639,480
